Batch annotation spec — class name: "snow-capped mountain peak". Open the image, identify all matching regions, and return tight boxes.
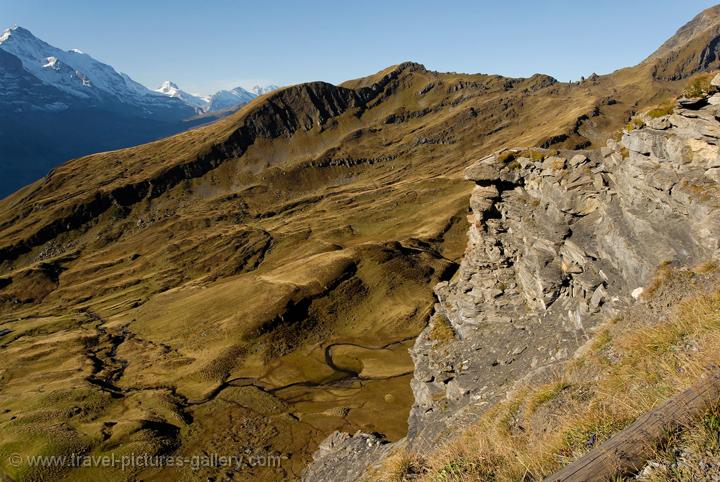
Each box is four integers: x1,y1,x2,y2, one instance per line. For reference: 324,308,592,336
155,80,209,112
1,25,279,116
0,27,14,43
0,25,181,108
1,25,31,43
154,82,280,113
158,80,180,93
0,25,201,196
207,86,256,112
251,84,280,96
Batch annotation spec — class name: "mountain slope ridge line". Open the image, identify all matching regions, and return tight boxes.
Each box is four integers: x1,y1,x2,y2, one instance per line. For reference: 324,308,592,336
0,74,405,263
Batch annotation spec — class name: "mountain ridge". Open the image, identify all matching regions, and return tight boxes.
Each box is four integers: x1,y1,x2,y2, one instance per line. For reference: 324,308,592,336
318,71,720,482
0,26,205,198
645,4,720,79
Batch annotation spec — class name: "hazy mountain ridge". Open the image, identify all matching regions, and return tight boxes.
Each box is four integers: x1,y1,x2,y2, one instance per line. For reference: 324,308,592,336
251,83,281,96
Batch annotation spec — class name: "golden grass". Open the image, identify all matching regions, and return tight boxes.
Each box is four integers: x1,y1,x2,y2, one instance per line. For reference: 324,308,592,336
380,268,720,481
641,261,674,299
525,381,572,416
625,117,645,132
518,149,546,162
682,72,716,98
497,150,517,163
427,314,456,346
383,451,426,482
646,101,675,119
692,259,719,274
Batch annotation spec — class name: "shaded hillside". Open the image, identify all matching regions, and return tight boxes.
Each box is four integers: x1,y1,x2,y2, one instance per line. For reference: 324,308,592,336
1,10,719,480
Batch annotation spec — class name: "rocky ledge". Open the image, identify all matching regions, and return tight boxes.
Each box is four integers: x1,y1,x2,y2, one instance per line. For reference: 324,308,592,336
302,74,720,481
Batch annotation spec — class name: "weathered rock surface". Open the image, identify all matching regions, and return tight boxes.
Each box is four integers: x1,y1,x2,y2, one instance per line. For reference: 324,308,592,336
303,86,720,479
300,431,391,482
407,88,720,449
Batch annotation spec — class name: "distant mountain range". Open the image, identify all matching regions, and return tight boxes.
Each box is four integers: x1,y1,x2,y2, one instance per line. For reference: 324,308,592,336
0,25,278,197
154,81,279,113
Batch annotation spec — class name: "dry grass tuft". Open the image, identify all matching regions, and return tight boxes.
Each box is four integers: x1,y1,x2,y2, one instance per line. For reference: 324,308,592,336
497,150,517,163
642,261,674,299
526,381,572,415
383,451,426,481
518,149,546,162
646,101,675,119
427,314,456,346
692,259,719,274
625,117,645,132
682,72,715,98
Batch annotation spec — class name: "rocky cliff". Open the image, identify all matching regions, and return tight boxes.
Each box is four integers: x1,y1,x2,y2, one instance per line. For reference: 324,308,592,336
303,74,720,481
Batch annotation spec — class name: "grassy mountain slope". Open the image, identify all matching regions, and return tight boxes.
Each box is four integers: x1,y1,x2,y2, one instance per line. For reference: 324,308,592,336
1,9,719,479
646,5,720,79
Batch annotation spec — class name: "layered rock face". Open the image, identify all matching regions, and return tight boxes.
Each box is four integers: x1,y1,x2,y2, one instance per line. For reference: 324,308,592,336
407,77,720,447
303,77,720,480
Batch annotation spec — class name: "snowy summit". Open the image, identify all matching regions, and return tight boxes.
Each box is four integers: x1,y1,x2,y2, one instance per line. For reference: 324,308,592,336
155,81,280,113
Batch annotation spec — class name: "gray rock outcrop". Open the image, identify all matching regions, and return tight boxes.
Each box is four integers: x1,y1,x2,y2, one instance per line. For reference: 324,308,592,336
301,431,391,482
408,89,720,448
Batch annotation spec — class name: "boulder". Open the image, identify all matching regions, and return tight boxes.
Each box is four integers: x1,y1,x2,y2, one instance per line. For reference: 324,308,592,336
465,161,501,182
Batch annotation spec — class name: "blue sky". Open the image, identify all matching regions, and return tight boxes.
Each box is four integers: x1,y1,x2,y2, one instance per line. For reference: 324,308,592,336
2,0,718,95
